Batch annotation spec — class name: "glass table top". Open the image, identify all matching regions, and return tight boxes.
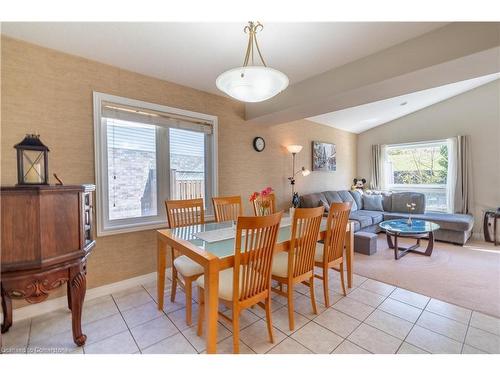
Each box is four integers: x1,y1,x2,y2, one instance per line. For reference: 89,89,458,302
379,219,440,234
170,217,329,259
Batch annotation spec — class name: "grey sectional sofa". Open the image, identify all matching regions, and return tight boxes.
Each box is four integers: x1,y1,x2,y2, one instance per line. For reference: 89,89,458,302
299,190,474,245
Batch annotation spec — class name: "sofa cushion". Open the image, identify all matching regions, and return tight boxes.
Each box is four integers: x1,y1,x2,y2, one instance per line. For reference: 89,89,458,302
349,190,363,210
382,193,392,212
300,192,327,208
360,210,384,225
322,191,343,205
363,194,384,211
350,220,361,232
349,211,372,228
338,190,358,211
382,212,474,232
391,192,425,214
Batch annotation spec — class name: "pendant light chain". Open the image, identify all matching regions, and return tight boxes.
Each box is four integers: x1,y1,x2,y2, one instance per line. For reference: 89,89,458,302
242,21,267,68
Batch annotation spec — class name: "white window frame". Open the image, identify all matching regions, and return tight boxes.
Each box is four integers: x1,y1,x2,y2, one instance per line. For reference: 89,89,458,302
93,92,218,236
384,140,449,213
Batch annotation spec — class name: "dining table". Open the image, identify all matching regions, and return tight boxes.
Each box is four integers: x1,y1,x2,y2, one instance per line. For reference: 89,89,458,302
156,215,355,354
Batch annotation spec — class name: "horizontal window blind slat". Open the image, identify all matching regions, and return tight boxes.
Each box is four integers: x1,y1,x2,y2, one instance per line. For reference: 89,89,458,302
102,101,212,134
106,119,156,152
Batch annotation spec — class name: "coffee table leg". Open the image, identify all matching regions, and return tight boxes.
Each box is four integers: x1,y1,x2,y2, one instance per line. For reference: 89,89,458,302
386,232,394,249
394,233,399,260
424,231,435,256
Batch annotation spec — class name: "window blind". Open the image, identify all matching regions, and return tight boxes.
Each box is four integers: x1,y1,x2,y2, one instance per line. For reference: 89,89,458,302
101,101,213,134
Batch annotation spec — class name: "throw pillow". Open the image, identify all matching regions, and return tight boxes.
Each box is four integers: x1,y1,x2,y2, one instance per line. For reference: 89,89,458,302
363,194,384,211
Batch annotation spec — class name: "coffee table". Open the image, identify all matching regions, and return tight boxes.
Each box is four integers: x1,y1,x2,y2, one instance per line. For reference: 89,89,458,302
379,219,440,260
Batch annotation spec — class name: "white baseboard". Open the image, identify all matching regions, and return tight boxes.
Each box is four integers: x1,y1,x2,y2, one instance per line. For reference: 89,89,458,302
1,271,158,323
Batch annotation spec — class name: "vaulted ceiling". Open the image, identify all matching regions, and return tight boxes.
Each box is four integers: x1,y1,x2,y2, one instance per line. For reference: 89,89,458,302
2,22,499,132
1,22,446,95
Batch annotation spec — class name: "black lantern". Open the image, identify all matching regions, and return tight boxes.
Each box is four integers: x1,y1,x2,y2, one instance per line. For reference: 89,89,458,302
14,134,50,185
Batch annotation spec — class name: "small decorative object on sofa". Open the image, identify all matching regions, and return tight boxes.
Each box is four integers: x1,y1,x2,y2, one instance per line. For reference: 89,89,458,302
406,203,416,226
249,186,273,216
14,134,50,185
351,178,367,194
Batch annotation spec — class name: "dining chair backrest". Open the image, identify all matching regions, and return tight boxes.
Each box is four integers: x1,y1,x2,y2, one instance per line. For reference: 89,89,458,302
252,192,277,216
212,195,243,222
165,198,205,228
288,206,325,278
322,202,352,263
233,212,283,303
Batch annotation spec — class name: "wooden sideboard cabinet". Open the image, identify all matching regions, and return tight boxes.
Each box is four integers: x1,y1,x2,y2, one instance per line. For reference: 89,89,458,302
1,184,96,346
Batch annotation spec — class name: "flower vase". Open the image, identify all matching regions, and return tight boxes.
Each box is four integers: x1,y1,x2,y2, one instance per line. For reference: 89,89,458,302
407,216,412,226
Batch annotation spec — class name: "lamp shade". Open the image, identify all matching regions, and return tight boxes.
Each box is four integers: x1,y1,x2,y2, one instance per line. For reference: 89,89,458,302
286,144,303,154
216,66,289,103
301,168,311,177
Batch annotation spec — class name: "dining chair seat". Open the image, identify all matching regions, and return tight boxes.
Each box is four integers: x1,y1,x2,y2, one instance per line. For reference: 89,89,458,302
173,256,204,277
196,267,243,301
271,252,290,278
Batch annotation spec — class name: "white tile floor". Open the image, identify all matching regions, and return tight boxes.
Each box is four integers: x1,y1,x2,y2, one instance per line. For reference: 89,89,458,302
2,270,499,354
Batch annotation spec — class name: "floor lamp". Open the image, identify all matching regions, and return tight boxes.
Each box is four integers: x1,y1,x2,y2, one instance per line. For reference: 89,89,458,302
286,145,311,207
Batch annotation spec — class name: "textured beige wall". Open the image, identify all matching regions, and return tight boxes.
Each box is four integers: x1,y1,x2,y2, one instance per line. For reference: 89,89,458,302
1,36,357,303
357,80,500,232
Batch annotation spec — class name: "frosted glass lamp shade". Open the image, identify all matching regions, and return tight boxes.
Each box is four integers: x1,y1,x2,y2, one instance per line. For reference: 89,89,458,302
216,66,289,103
286,145,303,154
301,168,311,177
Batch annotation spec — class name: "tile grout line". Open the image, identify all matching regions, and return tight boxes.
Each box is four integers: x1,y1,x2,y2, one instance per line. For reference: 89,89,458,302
460,310,473,353
110,293,143,354
25,318,33,354
343,282,395,353
394,294,432,354
140,283,200,354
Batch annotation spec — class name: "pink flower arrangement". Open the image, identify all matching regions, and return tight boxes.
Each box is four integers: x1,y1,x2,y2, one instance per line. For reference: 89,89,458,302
249,187,273,216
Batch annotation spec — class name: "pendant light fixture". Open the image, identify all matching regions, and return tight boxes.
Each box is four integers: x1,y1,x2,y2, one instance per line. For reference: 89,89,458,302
216,22,289,103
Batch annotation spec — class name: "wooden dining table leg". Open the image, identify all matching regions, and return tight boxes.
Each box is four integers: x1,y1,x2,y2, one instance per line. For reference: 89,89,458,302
204,258,219,354
157,238,167,311
345,222,354,288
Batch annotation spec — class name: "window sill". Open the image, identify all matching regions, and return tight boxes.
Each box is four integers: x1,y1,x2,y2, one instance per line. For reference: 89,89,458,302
96,214,216,237
97,221,168,237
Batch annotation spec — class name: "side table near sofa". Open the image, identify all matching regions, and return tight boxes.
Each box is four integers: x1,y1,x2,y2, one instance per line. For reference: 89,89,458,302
483,209,500,246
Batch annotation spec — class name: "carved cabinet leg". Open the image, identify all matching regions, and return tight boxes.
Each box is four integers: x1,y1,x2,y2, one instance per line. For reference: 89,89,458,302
67,282,72,311
68,265,87,346
1,284,13,334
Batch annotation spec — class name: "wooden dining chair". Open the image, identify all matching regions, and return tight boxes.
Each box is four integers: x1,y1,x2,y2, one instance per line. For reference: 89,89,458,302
165,198,205,325
314,202,352,307
271,206,325,331
252,192,277,216
196,212,283,353
212,195,243,222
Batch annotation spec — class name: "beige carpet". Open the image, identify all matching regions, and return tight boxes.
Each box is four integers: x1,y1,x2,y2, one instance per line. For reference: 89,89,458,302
354,234,500,318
